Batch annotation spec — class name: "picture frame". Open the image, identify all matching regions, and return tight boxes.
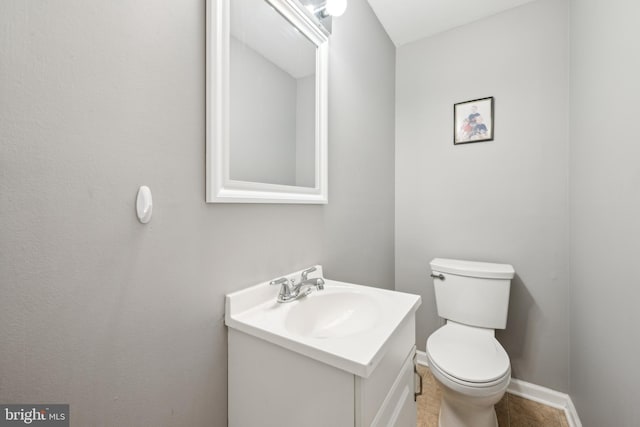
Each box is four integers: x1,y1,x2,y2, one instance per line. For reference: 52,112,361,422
453,96,494,145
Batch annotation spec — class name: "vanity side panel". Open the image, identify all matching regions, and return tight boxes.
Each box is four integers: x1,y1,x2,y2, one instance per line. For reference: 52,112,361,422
355,316,415,427
370,349,417,427
228,329,355,427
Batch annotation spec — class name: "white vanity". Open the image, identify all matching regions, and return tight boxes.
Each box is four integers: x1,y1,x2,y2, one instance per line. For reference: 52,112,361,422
226,266,422,427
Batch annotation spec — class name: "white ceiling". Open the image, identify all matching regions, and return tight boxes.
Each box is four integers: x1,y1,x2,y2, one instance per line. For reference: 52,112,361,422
366,0,538,46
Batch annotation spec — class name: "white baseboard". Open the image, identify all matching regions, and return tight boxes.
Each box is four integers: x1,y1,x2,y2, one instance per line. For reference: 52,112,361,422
564,397,582,427
415,350,582,427
416,349,430,367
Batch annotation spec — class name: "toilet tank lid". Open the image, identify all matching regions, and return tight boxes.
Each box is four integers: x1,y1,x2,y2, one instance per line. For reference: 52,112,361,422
430,258,515,279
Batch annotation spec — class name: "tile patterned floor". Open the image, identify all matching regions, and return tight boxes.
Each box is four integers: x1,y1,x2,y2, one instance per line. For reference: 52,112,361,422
416,366,569,427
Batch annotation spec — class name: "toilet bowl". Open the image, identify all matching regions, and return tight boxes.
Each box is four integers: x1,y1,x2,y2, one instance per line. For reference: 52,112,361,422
428,258,515,427
426,321,510,427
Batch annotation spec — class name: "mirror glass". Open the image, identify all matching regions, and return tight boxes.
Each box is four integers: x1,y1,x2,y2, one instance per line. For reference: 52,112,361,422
229,0,317,188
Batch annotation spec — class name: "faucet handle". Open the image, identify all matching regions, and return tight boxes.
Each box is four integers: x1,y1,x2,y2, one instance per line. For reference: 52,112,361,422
270,277,292,299
300,266,317,281
269,277,289,287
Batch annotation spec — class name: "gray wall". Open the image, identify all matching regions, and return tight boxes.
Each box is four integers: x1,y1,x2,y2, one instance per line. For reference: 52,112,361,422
569,0,640,424
395,0,570,391
323,0,396,286
0,1,395,426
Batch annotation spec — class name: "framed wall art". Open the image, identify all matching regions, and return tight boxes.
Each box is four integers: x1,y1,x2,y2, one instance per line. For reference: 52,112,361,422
453,97,494,145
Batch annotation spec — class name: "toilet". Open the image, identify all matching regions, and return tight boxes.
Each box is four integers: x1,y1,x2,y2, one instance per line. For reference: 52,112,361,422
426,258,515,427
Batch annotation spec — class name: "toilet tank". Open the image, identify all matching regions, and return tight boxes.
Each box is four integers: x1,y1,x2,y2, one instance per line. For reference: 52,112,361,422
430,258,515,330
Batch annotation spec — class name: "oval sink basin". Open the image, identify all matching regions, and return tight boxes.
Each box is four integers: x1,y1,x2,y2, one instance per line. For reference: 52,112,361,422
284,290,381,339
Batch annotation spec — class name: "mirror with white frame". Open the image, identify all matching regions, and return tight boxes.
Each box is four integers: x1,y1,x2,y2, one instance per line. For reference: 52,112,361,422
206,0,329,203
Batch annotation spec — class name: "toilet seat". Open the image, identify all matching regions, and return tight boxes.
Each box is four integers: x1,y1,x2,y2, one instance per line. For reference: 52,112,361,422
426,322,510,387
428,356,510,392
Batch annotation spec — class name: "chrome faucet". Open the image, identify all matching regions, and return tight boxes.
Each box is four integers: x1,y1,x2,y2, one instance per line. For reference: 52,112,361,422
269,267,325,303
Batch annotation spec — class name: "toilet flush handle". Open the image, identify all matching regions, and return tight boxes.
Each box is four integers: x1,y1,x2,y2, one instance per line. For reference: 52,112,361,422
430,273,445,280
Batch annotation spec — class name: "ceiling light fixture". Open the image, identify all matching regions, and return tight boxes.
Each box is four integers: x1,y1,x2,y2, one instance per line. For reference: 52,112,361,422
324,0,347,17
304,0,347,34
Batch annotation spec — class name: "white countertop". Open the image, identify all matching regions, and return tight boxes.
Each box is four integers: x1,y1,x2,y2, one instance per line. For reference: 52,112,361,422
225,266,421,377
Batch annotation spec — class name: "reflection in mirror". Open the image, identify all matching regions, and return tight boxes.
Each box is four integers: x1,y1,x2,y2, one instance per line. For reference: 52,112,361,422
230,0,316,188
